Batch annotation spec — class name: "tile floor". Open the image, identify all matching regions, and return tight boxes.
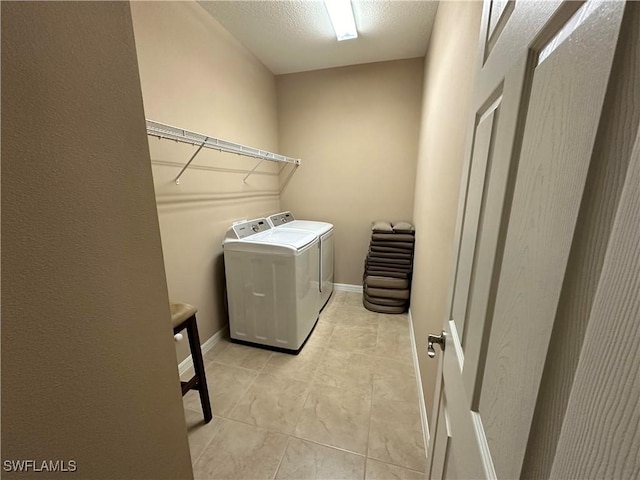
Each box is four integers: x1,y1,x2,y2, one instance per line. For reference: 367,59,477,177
181,291,427,480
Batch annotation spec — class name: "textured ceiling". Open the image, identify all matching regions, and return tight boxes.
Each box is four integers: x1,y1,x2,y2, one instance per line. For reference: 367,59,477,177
198,1,439,75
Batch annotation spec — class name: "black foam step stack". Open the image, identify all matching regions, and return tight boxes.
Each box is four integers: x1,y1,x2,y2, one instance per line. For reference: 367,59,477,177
362,221,415,314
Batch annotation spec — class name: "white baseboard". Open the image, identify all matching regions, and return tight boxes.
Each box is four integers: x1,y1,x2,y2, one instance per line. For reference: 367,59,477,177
408,308,430,451
333,283,363,293
177,326,228,376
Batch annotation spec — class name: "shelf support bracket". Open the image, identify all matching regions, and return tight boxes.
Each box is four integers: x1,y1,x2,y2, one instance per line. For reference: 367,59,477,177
175,137,208,184
243,158,266,183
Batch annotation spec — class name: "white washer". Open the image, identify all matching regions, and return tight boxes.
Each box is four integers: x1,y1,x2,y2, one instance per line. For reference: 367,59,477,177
268,211,334,310
223,218,320,352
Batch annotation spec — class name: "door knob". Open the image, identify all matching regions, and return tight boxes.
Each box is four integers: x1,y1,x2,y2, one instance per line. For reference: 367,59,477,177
427,332,446,358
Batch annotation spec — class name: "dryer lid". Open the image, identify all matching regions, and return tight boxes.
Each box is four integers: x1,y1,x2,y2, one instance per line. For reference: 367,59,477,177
268,211,333,234
280,220,333,235
223,220,318,254
247,228,318,249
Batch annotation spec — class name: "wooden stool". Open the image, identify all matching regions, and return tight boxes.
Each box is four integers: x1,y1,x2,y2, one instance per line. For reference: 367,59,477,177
171,303,212,423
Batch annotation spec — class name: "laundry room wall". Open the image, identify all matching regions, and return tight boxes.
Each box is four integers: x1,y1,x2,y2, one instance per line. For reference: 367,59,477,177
2,2,192,477
130,2,282,362
410,1,483,419
276,59,424,286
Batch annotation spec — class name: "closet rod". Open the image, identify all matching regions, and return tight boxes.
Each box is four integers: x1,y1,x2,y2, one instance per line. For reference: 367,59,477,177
146,119,300,184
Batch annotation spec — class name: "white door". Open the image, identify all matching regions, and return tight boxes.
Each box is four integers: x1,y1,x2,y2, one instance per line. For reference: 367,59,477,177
549,123,640,479
428,1,633,478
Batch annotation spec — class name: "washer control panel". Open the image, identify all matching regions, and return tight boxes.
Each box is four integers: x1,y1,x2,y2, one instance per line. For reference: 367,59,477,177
269,211,295,226
232,218,271,239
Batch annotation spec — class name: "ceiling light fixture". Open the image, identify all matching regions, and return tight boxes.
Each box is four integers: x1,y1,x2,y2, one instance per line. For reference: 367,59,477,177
324,0,358,41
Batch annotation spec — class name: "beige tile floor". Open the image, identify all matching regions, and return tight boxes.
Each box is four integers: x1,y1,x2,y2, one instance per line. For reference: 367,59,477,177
181,291,427,480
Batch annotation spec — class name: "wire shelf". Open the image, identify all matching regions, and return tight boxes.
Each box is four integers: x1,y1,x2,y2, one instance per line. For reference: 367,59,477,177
146,119,300,183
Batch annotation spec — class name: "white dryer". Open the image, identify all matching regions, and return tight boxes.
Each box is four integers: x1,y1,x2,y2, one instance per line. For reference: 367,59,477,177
268,211,334,310
223,218,320,353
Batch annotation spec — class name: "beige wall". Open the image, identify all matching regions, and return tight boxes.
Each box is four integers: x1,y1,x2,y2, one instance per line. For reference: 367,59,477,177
410,2,483,420
1,2,192,478
276,59,424,286
130,2,281,361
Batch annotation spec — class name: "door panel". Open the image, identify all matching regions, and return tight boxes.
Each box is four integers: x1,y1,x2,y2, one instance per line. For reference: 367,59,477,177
479,1,564,100
434,30,534,480
461,55,533,397
428,1,627,479
478,5,625,478
488,0,509,36
521,4,640,475
485,0,515,60
451,103,499,340
549,123,640,480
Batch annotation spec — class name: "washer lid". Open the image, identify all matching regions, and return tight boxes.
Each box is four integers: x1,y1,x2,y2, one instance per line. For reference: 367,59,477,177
276,219,333,235
268,211,333,234
224,228,318,254
251,228,318,248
